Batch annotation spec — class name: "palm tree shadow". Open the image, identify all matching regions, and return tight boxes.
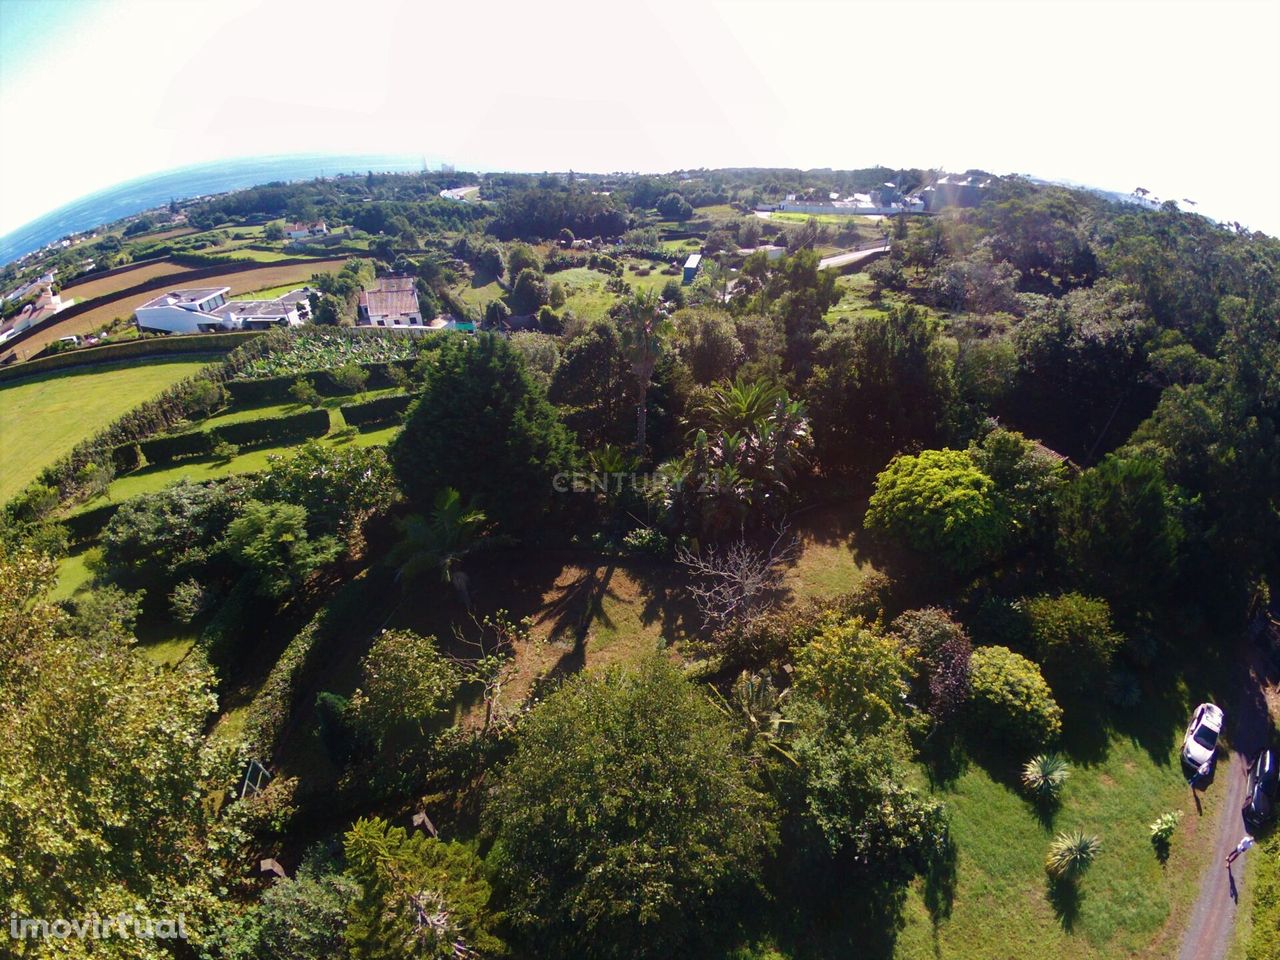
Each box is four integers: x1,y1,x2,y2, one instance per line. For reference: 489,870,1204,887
1046,876,1082,930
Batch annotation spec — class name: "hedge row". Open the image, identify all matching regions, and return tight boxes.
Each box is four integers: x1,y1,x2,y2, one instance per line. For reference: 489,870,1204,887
64,502,121,543
240,574,387,758
136,407,331,465
225,360,410,405
0,332,261,384
340,392,413,427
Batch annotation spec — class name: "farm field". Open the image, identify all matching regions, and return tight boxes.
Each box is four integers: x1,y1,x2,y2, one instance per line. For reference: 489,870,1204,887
7,259,350,360
61,259,196,301
0,357,217,502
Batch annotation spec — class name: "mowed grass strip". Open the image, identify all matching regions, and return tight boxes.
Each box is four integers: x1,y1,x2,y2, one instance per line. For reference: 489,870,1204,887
9,259,351,359
0,357,218,502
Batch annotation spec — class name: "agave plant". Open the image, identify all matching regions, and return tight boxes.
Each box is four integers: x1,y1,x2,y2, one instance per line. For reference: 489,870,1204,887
1149,811,1183,848
1021,753,1070,803
1045,830,1101,880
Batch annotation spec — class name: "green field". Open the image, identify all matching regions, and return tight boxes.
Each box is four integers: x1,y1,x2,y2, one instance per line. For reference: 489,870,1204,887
0,358,217,502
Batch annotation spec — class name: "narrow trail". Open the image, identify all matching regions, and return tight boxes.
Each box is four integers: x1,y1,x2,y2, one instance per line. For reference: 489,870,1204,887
1178,641,1273,960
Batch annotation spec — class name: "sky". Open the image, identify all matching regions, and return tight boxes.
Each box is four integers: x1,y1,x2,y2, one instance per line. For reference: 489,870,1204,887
1,0,1278,235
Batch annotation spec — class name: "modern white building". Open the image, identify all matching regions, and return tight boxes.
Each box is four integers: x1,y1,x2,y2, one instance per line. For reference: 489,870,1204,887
135,286,307,334
357,276,423,327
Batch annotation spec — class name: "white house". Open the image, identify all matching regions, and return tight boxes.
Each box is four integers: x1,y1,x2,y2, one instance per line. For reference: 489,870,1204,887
135,286,306,334
284,221,328,240
357,276,423,327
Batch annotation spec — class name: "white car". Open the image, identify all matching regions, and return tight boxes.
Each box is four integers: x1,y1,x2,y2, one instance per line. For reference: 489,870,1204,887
1182,703,1225,770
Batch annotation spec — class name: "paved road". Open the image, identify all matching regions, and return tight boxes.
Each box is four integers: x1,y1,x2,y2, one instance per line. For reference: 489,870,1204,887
1178,641,1273,960
439,185,480,201
818,244,889,271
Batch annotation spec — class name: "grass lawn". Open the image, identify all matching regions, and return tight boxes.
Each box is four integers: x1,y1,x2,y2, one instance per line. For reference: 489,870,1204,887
72,422,401,506
0,357,217,502
454,275,504,310
892,726,1220,960
622,258,679,294
230,281,315,301
51,546,97,602
550,267,618,322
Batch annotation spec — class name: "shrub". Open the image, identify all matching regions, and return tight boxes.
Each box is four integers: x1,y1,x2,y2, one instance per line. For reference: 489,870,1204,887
1021,753,1070,803
1023,593,1123,697
350,630,460,746
331,362,368,395
212,440,239,462
290,377,322,408
111,443,143,475
1149,811,1182,856
170,578,216,623
968,645,1062,751
1045,830,1101,880
794,618,908,732
621,526,669,556
890,608,973,722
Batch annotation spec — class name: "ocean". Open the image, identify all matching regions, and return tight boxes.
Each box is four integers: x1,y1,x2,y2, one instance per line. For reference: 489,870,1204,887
0,153,432,267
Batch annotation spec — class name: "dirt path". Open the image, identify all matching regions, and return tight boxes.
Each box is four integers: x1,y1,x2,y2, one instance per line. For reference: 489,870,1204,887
1178,643,1273,960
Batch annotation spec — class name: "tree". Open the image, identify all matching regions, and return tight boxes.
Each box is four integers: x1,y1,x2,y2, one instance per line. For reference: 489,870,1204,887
1058,454,1183,612
968,428,1066,552
225,499,340,597
0,548,229,932
343,818,503,959
215,847,358,960
793,617,908,732
806,304,955,475
674,308,742,385
967,645,1062,751
390,487,488,607
490,656,774,959
865,448,1009,575
483,298,511,329
509,267,549,315
614,290,671,456
264,220,286,241
100,477,251,594
351,629,460,745
794,727,950,879
255,441,396,542
391,334,576,535
505,242,542,281
656,192,693,220
549,320,635,448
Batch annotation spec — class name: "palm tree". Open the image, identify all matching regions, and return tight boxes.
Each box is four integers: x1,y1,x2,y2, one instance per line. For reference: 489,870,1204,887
391,487,487,608
696,376,788,435
615,289,671,457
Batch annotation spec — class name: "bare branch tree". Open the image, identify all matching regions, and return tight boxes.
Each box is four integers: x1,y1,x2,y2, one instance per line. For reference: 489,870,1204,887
448,610,529,733
676,524,798,631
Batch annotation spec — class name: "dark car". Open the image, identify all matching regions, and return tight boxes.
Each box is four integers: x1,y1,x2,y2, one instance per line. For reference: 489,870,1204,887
1242,749,1279,831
